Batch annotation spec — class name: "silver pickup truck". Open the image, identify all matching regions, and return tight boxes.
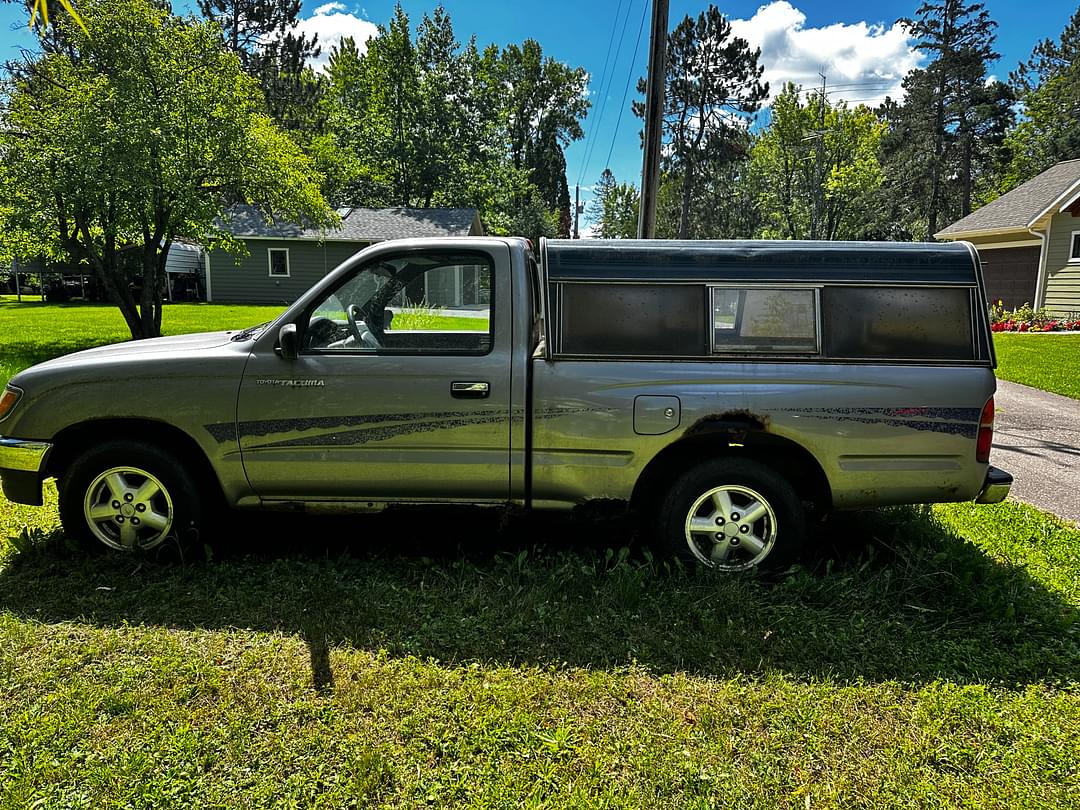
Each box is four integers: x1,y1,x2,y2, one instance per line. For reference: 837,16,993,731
0,238,1012,571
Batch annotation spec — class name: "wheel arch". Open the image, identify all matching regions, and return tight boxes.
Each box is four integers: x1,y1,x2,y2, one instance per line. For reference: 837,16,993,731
46,418,226,507
631,422,832,516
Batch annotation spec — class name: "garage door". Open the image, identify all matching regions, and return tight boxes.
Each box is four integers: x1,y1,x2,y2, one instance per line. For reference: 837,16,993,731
977,246,1040,310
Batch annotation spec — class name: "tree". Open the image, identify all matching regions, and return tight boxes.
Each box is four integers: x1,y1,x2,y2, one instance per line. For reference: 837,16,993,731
634,5,767,238
0,0,334,339
891,0,1013,236
498,39,587,237
750,84,886,240
197,0,321,131
320,4,587,238
587,169,639,238
1000,7,1080,191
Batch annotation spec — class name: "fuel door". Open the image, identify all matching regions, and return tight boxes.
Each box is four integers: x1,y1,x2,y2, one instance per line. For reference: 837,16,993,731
634,395,681,435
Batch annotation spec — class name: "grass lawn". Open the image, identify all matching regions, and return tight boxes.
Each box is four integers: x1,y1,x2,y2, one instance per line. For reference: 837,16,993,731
0,300,287,388
0,300,483,387
994,333,1080,400
1,299,1079,805
1,495,1079,806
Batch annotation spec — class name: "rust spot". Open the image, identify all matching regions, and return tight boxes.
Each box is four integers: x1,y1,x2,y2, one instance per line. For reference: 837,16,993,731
686,410,770,436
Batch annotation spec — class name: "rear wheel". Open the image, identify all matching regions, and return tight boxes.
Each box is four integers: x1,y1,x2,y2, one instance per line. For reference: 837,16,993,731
658,458,805,572
59,441,204,553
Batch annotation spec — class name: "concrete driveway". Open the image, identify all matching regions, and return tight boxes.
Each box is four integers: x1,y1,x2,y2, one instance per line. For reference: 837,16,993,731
990,379,1080,524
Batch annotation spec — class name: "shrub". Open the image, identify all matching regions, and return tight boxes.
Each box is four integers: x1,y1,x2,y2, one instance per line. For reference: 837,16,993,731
988,300,1080,332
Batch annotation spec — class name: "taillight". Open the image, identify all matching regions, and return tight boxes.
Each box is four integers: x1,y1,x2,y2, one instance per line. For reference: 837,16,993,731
976,397,994,463
0,386,21,421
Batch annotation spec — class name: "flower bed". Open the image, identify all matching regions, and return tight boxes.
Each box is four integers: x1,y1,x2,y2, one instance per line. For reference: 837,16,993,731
989,301,1080,332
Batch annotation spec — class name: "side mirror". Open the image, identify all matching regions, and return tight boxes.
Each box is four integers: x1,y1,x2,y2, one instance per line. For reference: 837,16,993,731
277,323,298,360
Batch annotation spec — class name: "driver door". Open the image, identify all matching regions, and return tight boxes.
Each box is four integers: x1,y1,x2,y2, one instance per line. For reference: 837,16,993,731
236,245,513,503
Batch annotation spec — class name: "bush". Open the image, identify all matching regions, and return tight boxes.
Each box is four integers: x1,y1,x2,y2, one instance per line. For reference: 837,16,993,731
989,300,1080,332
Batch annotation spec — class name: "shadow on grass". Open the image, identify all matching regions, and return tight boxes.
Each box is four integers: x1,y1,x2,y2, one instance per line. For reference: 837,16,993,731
1,505,1077,688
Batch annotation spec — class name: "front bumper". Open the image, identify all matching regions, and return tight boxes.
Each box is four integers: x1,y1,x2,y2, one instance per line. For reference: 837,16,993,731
0,437,53,506
974,465,1012,504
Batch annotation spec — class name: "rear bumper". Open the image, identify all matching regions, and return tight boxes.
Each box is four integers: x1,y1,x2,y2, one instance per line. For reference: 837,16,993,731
974,465,1012,504
0,436,53,506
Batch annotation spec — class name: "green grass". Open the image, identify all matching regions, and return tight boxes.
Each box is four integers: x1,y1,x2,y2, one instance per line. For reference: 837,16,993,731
0,300,485,388
994,333,1080,399
0,300,287,388
1,494,1079,806
2,300,1080,805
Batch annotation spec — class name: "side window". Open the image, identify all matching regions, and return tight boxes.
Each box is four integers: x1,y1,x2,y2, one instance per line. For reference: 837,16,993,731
822,286,974,360
268,248,290,277
1070,232,1080,262
558,283,707,356
711,287,819,354
303,252,493,355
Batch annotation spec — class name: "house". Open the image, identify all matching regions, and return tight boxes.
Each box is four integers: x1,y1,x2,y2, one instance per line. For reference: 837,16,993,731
206,206,485,305
935,159,1080,314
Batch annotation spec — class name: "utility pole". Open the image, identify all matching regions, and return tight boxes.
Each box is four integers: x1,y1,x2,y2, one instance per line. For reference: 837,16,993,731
637,0,669,239
573,183,581,239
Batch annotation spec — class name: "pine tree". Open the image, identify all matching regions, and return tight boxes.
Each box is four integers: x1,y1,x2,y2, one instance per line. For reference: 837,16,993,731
1000,7,1080,190
894,0,1012,234
633,5,767,238
587,170,639,239
197,0,321,131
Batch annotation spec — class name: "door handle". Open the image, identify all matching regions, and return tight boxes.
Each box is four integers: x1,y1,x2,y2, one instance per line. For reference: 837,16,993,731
451,381,490,399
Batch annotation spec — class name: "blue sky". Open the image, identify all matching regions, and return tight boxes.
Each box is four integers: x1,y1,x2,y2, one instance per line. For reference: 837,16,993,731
2,0,1075,219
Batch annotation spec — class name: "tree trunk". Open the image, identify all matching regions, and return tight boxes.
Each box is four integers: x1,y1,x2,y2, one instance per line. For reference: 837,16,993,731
678,164,694,239
961,135,973,217
138,243,163,339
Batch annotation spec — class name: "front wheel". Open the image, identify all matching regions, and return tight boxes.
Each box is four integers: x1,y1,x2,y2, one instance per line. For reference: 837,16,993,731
658,458,806,572
59,441,204,553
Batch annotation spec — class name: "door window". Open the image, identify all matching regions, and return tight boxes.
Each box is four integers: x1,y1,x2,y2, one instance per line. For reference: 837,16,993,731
303,252,494,355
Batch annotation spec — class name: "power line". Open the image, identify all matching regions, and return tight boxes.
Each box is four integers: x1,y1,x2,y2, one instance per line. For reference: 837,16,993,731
574,0,627,186
577,0,638,187
602,0,650,177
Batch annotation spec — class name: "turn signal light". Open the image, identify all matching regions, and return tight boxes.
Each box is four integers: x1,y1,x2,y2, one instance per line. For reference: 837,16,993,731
975,397,994,463
0,387,21,421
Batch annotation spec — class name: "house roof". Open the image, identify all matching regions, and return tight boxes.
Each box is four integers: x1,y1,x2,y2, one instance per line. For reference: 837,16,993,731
221,205,482,241
935,159,1080,238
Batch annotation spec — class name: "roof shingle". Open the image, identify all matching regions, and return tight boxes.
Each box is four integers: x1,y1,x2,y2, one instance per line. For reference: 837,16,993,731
935,159,1080,237
221,205,481,241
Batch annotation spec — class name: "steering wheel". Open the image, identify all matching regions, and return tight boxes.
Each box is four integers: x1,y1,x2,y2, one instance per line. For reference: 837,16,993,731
346,304,382,349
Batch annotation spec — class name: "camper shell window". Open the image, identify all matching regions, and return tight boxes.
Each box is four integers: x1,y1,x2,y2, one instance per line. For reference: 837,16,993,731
544,239,987,364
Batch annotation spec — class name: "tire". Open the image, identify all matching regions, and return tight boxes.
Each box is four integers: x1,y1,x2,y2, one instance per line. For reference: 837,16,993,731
657,457,806,572
58,440,205,554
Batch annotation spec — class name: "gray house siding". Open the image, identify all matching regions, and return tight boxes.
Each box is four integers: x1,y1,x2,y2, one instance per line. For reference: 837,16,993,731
209,239,369,304
1042,212,1080,315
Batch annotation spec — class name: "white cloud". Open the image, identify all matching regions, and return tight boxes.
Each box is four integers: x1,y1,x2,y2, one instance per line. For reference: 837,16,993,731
295,4,380,72
729,2,923,109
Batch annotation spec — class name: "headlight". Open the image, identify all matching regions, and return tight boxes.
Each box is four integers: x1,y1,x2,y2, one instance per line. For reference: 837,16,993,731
0,386,22,422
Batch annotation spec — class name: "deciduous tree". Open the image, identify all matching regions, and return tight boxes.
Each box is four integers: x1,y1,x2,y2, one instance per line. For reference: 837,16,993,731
0,0,334,339
750,84,886,240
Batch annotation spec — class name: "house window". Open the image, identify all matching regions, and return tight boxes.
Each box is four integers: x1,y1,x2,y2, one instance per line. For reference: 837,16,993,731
1070,232,1080,263
268,248,290,277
